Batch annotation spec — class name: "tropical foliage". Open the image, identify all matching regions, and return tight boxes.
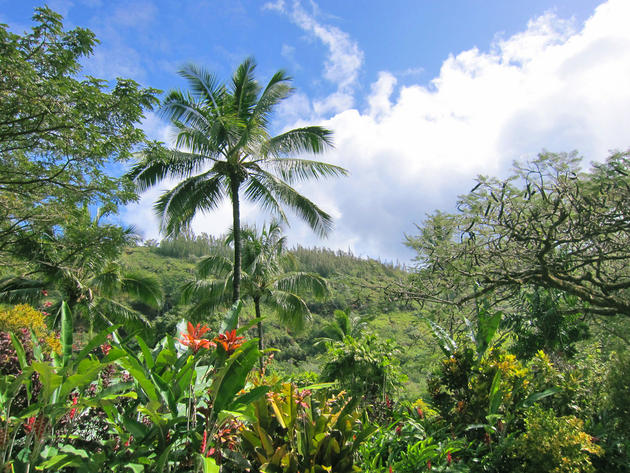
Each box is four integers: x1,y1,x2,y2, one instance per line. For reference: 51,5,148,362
1,6,629,473
181,222,329,362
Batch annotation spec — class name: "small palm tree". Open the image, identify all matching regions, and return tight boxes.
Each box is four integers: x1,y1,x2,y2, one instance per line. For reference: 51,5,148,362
181,221,328,369
0,207,162,329
315,309,373,347
128,58,347,306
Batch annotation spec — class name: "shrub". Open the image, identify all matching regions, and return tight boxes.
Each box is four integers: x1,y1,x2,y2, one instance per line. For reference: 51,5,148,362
508,406,602,473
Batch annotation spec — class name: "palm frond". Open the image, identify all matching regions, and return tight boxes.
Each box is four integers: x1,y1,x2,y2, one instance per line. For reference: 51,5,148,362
155,173,225,237
267,157,348,184
178,63,227,117
90,263,122,296
256,171,334,237
274,272,329,299
0,277,46,305
252,69,293,127
242,174,288,223
231,57,260,119
127,146,211,192
172,123,217,156
197,254,233,279
180,278,232,320
266,290,311,331
161,89,213,132
93,297,150,326
120,271,163,309
262,126,335,157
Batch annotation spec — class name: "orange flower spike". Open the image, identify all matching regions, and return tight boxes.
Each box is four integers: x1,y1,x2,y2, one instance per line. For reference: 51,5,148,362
213,329,245,354
180,321,214,353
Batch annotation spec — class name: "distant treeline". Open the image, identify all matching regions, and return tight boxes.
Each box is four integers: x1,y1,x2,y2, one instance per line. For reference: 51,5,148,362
143,235,407,277
145,233,231,259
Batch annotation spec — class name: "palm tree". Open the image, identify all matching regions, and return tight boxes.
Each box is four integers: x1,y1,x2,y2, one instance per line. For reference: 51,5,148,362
127,57,347,305
314,309,373,347
181,221,329,369
0,207,162,330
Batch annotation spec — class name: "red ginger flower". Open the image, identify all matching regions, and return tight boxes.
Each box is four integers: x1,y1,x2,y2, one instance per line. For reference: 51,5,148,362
213,329,244,354
180,322,214,353
23,416,36,433
201,429,208,456
69,393,79,420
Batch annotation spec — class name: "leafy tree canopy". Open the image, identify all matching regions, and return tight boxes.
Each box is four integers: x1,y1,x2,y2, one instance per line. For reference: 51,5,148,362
403,151,630,318
0,7,159,257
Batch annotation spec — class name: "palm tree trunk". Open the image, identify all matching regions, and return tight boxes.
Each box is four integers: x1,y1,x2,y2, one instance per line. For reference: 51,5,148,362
255,297,264,372
230,178,241,307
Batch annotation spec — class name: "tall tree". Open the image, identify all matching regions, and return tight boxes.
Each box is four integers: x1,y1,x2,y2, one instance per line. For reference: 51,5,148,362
0,7,159,258
402,151,630,319
128,58,347,304
181,222,329,368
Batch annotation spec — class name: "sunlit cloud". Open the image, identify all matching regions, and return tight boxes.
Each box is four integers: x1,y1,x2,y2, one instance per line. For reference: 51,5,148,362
124,0,630,264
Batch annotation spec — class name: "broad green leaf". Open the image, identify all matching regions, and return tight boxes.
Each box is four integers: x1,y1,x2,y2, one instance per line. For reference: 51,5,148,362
488,370,503,416
76,325,121,362
136,335,155,369
117,356,159,402
59,358,102,399
203,456,220,473
231,385,269,408
477,307,502,358
31,361,62,399
523,387,561,407
210,339,261,416
9,332,28,370
60,301,73,368
220,300,242,333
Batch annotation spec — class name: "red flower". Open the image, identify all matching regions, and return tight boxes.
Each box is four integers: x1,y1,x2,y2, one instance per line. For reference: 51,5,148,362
23,416,36,433
69,394,78,420
427,460,431,470
101,342,112,356
201,429,208,456
180,322,214,353
389,466,393,473
447,452,452,465
213,329,244,354
416,407,424,419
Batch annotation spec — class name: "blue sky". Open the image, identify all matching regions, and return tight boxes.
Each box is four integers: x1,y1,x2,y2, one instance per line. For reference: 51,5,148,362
2,0,629,263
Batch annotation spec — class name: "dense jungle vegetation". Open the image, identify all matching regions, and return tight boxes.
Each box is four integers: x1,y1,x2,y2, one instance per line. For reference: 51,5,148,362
1,7,629,473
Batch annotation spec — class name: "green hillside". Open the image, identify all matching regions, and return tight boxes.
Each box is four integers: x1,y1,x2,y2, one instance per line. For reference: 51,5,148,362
121,237,436,396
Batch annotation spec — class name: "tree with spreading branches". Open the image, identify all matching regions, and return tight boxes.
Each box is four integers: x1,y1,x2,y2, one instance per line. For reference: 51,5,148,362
127,58,347,307
402,151,630,320
0,7,158,258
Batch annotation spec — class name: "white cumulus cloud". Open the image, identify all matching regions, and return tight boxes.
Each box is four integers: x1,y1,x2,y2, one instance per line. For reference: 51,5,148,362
124,0,630,264
273,0,630,262
267,0,364,114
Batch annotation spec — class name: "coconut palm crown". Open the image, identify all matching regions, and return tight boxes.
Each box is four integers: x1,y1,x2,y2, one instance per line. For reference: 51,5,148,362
127,58,347,303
